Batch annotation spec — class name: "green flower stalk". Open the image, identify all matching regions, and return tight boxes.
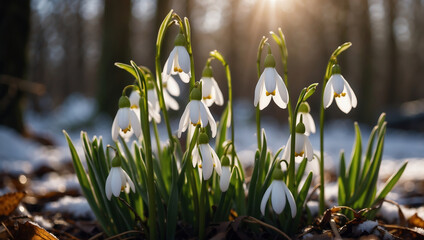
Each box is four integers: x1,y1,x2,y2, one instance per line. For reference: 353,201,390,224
319,42,352,214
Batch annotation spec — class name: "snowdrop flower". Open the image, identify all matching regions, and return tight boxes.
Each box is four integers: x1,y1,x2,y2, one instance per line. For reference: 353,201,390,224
260,167,296,217
105,156,135,200
161,73,180,110
296,102,315,136
323,64,357,114
254,52,289,110
192,133,222,180
219,156,231,192
200,65,224,107
282,116,314,161
163,33,190,83
129,87,161,124
178,86,217,138
112,96,142,141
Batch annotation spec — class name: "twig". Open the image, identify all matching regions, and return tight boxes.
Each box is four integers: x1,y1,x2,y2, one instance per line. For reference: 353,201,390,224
329,219,342,240
49,228,81,240
104,230,144,240
383,199,407,226
305,183,320,205
88,232,104,240
117,196,147,233
1,221,14,239
243,216,292,240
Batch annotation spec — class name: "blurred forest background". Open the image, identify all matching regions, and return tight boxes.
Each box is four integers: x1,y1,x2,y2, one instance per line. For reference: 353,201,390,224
1,0,424,135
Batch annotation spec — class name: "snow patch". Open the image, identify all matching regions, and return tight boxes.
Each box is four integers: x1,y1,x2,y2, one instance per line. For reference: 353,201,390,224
44,196,94,219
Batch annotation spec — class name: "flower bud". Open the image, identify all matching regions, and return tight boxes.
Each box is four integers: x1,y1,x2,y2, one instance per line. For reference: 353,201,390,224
298,102,311,113
174,33,186,46
264,54,276,68
295,115,306,134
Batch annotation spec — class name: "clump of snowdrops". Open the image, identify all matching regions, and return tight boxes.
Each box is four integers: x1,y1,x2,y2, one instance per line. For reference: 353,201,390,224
64,10,407,239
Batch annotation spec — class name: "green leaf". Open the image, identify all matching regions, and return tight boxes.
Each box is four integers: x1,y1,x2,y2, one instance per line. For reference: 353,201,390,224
184,17,191,45
115,62,137,79
348,123,362,195
331,42,352,59
156,9,174,50
215,105,229,157
247,150,261,215
303,83,319,101
270,31,282,46
296,157,308,187
359,126,378,184
166,155,179,239
373,161,407,206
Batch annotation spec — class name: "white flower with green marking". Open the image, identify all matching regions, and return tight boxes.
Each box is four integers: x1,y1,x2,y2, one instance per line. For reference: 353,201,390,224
219,156,231,192
260,168,296,217
161,73,180,110
323,64,357,114
192,133,222,180
178,86,216,138
112,96,142,141
200,65,224,107
163,33,190,83
254,53,289,110
105,156,135,200
282,116,314,161
296,102,315,136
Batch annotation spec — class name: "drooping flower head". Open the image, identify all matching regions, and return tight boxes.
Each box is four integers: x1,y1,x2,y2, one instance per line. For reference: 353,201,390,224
192,132,222,180
296,102,316,136
254,51,289,110
163,33,190,83
219,156,231,192
161,73,180,110
323,64,357,114
200,65,224,107
105,155,135,200
178,85,217,138
146,82,161,123
282,115,314,162
112,95,142,141
260,166,296,217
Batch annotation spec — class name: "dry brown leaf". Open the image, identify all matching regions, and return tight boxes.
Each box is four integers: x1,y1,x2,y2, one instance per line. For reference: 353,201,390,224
408,213,424,229
13,221,58,240
0,191,26,216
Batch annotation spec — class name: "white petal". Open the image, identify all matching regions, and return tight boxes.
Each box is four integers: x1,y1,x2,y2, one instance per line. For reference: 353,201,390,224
199,102,209,127
119,126,133,141
111,168,122,197
129,110,142,139
323,77,335,108
264,68,276,94
166,76,180,96
304,113,316,135
283,183,297,217
335,89,353,114
271,181,286,214
201,78,213,98
117,108,130,130
220,167,231,192
200,144,213,180
179,72,191,83
295,133,305,155
176,46,190,74
129,91,140,107
344,78,357,108
260,184,273,215
189,101,200,126
212,77,224,106
332,74,345,94
259,90,272,110
202,102,217,137
304,136,314,161
105,171,113,200
163,90,179,110
122,168,135,192
111,115,119,142
192,145,200,167
148,101,161,123
165,48,177,75
273,72,289,109
282,136,291,161
254,73,265,107
178,102,191,138
210,145,221,176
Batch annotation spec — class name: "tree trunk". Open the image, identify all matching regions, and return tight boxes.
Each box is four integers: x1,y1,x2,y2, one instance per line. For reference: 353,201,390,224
97,0,132,116
0,0,30,134
386,0,398,105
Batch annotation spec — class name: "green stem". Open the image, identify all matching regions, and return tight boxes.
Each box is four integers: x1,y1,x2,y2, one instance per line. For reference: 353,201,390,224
199,179,207,240
153,121,161,154
255,37,267,150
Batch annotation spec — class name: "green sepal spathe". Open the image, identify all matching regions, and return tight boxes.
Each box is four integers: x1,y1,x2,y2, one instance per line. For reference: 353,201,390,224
331,64,341,75
202,65,213,78
221,156,230,166
190,87,202,101
298,102,311,113
264,54,276,68
111,155,121,167
119,96,131,108
198,132,209,145
174,33,186,46
295,115,306,134
272,167,284,180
